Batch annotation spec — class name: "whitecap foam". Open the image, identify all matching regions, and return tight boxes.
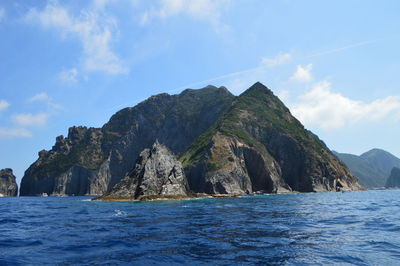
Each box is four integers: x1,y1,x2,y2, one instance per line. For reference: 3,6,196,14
113,209,127,217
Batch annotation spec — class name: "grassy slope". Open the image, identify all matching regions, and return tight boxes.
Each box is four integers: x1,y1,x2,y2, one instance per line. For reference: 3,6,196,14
181,82,327,168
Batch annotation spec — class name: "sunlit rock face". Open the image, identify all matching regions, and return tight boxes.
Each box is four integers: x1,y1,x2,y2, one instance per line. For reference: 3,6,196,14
0,168,18,197
109,141,189,199
20,86,234,196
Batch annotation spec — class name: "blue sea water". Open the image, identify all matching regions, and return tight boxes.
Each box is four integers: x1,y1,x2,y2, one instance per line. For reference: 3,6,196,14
1,190,400,265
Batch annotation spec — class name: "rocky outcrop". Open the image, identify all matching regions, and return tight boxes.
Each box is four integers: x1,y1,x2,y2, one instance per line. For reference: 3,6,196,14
386,167,400,188
185,134,290,194
20,126,111,196
182,82,361,194
101,141,189,200
21,82,361,198
20,86,234,196
0,169,18,197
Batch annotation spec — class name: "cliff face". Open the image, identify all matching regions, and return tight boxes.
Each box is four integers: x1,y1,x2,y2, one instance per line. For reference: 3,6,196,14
20,86,234,196
182,82,360,194
21,82,360,197
386,167,400,188
0,168,18,197
104,141,189,199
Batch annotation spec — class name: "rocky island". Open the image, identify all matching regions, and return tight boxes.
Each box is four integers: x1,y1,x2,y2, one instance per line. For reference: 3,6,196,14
97,141,191,201
0,168,18,197
20,82,361,199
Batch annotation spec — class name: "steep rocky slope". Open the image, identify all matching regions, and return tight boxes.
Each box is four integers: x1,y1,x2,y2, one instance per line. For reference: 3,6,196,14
21,82,361,197
20,86,234,196
0,168,18,197
182,82,360,194
386,167,400,188
100,141,189,200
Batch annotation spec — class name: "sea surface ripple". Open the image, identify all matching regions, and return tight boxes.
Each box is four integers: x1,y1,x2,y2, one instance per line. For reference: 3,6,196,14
1,189,400,265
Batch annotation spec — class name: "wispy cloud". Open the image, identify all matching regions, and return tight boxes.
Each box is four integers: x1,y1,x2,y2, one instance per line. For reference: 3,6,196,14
59,68,78,84
170,39,376,93
28,92,50,103
170,53,290,94
291,80,400,130
307,40,377,59
26,1,128,74
0,100,10,111
141,0,230,32
261,53,292,67
27,92,62,110
12,113,49,127
290,64,313,83
0,128,32,139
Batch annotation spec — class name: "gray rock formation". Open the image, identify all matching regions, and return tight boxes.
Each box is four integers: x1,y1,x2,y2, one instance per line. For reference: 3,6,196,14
20,86,234,196
107,141,189,199
182,82,361,194
0,168,18,197
21,82,361,197
386,167,400,188
185,134,290,194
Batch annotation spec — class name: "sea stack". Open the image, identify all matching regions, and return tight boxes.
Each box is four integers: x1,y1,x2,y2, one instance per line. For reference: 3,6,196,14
0,168,18,197
98,141,190,200
386,167,400,188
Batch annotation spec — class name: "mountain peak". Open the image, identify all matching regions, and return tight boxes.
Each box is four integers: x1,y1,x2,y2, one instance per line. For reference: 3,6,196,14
241,82,272,95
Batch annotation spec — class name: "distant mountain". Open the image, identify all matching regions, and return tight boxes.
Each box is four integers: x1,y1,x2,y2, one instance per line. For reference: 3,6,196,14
386,167,400,188
360,149,400,176
334,149,400,188
21,82,361,197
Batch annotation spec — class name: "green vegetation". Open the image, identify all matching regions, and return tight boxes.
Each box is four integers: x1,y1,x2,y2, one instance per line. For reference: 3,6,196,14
180,82,329,169
180,127,216,167
31,131,109,179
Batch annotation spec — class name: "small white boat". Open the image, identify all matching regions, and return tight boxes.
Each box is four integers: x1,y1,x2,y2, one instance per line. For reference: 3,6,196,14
41,193,49,197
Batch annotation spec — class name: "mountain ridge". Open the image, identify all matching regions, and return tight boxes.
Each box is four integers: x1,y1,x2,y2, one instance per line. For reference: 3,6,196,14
20,82,361,197
21,85,234,196
334,149,400,188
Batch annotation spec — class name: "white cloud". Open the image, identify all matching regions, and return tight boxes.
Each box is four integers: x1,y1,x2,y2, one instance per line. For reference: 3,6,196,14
28,92,50,103
26,1,128,74
261,53,292,67
290,64,313,83
12,113,49,127
141,0,230,32
59,68,78,84
26,92,62,110
0,128,32,139
291,81,400,130
0,100,10,111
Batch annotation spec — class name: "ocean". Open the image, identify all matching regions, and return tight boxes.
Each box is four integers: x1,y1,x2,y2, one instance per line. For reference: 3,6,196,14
1,190,399,265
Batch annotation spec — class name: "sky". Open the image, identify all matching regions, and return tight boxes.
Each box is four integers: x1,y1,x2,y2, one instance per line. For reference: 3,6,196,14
1,0,400,184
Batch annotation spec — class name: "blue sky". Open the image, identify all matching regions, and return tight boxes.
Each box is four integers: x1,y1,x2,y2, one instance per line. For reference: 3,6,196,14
1,0,400,184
